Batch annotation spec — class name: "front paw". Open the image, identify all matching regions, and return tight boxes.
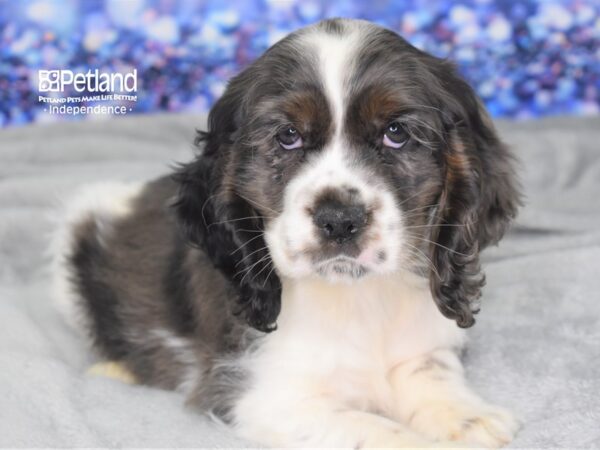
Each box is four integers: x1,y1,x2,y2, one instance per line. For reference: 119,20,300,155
411,403,519,448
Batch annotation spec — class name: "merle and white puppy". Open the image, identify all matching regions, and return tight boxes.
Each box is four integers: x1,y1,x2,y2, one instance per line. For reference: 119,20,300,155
54,18,521,448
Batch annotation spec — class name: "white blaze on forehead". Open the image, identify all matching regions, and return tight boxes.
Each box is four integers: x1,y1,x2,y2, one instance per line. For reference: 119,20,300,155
292,23,377,196
265,22,404,280
299,24,364,139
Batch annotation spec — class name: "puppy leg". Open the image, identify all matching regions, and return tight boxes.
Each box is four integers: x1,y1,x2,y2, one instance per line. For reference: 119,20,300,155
235,395,463,448
388,349,519,448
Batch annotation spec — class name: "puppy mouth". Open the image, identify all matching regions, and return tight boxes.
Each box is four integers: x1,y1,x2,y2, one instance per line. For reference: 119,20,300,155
314,255,368,280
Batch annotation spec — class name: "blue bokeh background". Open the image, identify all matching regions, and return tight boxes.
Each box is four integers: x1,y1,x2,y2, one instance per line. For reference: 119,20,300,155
1,0,599,127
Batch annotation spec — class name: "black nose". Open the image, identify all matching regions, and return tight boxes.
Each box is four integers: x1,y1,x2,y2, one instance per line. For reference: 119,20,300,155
313,200,367,244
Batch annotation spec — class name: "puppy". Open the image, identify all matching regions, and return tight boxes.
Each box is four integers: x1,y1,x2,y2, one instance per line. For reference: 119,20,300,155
54,18,521,448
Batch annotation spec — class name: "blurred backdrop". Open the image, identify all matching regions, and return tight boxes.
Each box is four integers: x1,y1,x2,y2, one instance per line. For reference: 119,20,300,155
0,0,599,127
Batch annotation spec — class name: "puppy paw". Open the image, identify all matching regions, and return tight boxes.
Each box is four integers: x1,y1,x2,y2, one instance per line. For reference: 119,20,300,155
448,405,519,448
411,403,519,448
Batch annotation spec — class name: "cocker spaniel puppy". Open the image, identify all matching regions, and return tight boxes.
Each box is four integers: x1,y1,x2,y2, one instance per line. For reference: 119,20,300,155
54,18,521,448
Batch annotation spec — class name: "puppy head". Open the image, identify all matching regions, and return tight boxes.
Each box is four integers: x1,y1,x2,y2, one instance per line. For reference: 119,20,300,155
174,19,521,332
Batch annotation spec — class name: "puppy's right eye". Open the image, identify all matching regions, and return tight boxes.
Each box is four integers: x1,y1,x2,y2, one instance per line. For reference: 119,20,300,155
277,126,303,150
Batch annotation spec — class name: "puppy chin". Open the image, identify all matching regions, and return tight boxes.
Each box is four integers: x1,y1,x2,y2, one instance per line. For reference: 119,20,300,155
315,256,369,282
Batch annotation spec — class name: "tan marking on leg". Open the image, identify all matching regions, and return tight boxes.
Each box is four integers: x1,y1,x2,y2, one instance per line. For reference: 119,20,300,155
87,361,138,384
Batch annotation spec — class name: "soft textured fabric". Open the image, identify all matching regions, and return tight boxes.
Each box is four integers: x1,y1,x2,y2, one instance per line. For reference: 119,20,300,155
0,115,598,448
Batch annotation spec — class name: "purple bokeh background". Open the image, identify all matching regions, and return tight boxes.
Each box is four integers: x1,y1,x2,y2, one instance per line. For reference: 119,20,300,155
0,0,599,127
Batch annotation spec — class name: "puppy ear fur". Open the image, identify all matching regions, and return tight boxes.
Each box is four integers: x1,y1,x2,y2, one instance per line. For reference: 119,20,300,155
173,84,281,333
429,66,522,328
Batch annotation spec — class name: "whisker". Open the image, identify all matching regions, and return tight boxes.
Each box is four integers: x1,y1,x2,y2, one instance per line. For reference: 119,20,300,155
230,232,265,255
403,241,441,282
230,188,279,215
405,115,444,138
238,253,272,285
235,245,269,267
397,191,425,207
402,203,441,215
249,257,274,285
412,236,473,257
404,224,466,229
207,215,271,229
402,250,429,279
262,265,277,288
389,185,418,194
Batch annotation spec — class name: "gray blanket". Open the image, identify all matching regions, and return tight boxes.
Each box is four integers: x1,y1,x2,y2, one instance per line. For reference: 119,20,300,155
1,115,598,448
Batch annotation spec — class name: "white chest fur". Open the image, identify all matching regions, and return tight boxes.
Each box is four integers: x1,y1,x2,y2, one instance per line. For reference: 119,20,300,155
233,270,466,437
278,271,464,364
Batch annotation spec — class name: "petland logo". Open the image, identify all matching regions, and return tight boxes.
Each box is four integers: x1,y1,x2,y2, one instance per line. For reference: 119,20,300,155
39,69,137,93
38,69,138,117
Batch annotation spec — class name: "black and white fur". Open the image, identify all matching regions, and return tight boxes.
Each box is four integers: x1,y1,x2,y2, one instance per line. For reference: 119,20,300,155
54,19,521,448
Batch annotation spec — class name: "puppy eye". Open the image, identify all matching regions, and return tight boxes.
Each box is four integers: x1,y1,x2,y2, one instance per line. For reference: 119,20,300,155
383,122,409,149
277,126,303,150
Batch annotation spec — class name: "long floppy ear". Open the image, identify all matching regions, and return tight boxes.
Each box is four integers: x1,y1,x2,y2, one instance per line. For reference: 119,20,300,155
429,66,521,328
172,81,281,333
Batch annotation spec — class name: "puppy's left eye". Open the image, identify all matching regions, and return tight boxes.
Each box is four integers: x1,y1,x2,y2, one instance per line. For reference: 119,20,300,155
383,122,409,149
277,126,303,150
